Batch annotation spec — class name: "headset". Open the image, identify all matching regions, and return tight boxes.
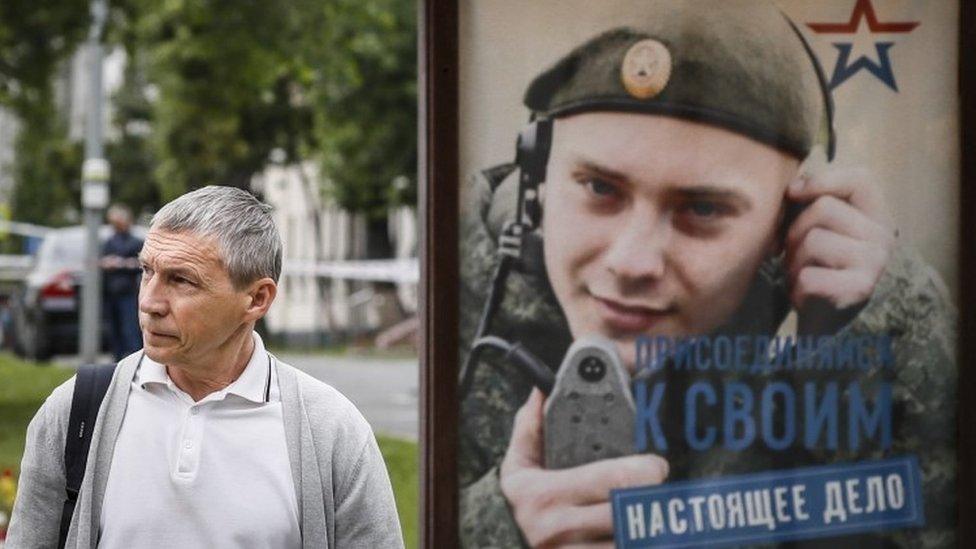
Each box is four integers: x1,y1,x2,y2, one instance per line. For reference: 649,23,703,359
458,14,837,402
457,116,555,398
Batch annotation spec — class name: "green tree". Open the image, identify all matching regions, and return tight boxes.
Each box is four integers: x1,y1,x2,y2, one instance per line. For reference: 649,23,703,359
0,0,90,226
129,0,316,200
3,0,418,252
129,0,416,256
0,0,89,111
309,0,417,212
10,107,83,226
307,0,417,257
105,51,160,217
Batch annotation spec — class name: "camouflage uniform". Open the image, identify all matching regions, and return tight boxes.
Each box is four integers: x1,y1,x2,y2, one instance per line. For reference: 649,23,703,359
458,166,957,548
457,1,956,546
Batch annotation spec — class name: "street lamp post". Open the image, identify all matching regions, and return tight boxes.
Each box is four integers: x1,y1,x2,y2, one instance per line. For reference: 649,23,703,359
79,0,109,364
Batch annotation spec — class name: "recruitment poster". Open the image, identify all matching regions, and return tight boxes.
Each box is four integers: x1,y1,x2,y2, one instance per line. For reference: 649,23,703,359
455,0,959,546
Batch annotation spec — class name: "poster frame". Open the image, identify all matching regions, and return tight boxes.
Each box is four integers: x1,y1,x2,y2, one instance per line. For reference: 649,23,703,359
419,1,976,546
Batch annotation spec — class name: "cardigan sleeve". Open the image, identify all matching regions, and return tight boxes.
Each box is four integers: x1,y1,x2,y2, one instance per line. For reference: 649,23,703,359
7,377,75,549
333,428,405,548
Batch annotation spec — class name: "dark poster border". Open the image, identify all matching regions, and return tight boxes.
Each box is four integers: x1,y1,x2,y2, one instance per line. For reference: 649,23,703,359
956,0,974,544
419,0,458,547
420,2,976,547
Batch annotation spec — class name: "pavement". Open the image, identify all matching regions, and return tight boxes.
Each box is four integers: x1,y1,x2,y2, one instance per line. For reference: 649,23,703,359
278,352,419,441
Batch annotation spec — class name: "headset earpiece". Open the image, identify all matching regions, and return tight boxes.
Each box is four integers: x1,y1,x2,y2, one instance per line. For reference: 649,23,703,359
515,117,553,228
784,13,836,162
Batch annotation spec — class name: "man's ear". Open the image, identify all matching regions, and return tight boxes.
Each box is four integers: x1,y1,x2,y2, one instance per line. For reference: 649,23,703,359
244,278,277,321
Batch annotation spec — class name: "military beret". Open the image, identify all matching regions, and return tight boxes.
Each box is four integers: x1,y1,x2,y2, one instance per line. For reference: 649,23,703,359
523,0,832,159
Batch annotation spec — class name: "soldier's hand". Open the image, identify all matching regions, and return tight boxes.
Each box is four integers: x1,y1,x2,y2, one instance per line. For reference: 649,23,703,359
784,167,896,334
500,389,669,548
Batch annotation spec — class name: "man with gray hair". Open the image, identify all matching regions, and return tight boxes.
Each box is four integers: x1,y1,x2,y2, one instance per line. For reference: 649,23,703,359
9,186,404,548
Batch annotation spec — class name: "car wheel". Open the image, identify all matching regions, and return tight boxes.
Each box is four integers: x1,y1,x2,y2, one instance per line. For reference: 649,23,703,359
10,298,27,358
14,306,52,363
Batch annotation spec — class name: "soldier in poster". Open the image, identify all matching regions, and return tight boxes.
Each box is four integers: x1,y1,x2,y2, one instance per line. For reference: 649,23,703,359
458,0,956,547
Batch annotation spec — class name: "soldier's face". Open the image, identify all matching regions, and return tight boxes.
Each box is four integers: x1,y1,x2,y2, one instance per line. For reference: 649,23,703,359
542,113,799,369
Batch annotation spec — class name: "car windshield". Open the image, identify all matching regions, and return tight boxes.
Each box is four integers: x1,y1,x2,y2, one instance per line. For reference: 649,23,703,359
33,226,147,272
36,231,87,269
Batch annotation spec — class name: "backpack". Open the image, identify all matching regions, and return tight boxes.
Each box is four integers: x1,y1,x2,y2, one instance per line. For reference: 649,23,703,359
58,363,116,549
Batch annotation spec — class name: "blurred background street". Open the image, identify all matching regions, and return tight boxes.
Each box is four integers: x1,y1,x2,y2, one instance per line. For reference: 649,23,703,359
282,352,419,440
0,0,420,544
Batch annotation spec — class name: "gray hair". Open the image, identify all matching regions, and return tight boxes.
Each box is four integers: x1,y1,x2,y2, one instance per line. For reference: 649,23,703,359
151,186,282,288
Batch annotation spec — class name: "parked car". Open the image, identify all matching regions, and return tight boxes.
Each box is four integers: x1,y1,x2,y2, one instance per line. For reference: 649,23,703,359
11,225,146,361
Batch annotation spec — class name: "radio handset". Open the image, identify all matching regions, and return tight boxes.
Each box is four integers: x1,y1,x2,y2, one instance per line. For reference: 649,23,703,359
544,337,636,469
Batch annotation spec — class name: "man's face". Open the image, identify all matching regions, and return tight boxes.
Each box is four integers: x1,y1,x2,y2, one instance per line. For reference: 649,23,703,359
138,229,251,367
108,213,131,233
542,113,800,368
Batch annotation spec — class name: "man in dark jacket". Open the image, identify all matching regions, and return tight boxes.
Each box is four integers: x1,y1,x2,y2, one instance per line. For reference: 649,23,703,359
101,204,143,361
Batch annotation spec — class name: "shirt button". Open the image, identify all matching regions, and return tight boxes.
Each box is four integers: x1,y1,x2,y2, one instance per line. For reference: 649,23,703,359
190,408,199,416
184,440,193,450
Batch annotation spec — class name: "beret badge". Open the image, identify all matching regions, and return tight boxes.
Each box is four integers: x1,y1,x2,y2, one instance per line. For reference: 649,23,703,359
620,38,672,100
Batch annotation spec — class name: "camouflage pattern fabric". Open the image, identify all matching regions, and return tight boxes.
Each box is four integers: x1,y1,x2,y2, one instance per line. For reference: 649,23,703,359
458,167,957,548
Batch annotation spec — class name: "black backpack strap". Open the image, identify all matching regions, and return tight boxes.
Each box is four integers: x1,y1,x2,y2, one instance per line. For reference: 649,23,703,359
58,363,117,549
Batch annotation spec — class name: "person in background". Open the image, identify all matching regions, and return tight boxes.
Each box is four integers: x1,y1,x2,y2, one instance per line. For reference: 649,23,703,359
100,204,143,361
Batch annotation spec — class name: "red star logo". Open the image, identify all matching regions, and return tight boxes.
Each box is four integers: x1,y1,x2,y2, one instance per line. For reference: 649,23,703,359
807,0,919,34
806,0,920,92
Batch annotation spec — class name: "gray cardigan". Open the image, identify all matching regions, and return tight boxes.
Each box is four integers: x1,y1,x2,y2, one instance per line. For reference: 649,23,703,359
7,352,405,548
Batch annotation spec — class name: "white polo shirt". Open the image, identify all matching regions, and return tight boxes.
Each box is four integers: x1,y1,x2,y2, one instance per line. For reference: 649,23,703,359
98,333,301,548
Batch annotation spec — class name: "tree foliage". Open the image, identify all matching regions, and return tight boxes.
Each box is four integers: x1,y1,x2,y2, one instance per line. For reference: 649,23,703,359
10,109,83,226
105,50,159,216
126,0,417,213
0,0,89,112
127,0,317,200
3,0,417,231
0,0,90,226
308,0,417,218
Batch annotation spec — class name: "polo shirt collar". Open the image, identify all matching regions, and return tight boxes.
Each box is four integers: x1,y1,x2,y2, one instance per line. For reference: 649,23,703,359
138,331,271,404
